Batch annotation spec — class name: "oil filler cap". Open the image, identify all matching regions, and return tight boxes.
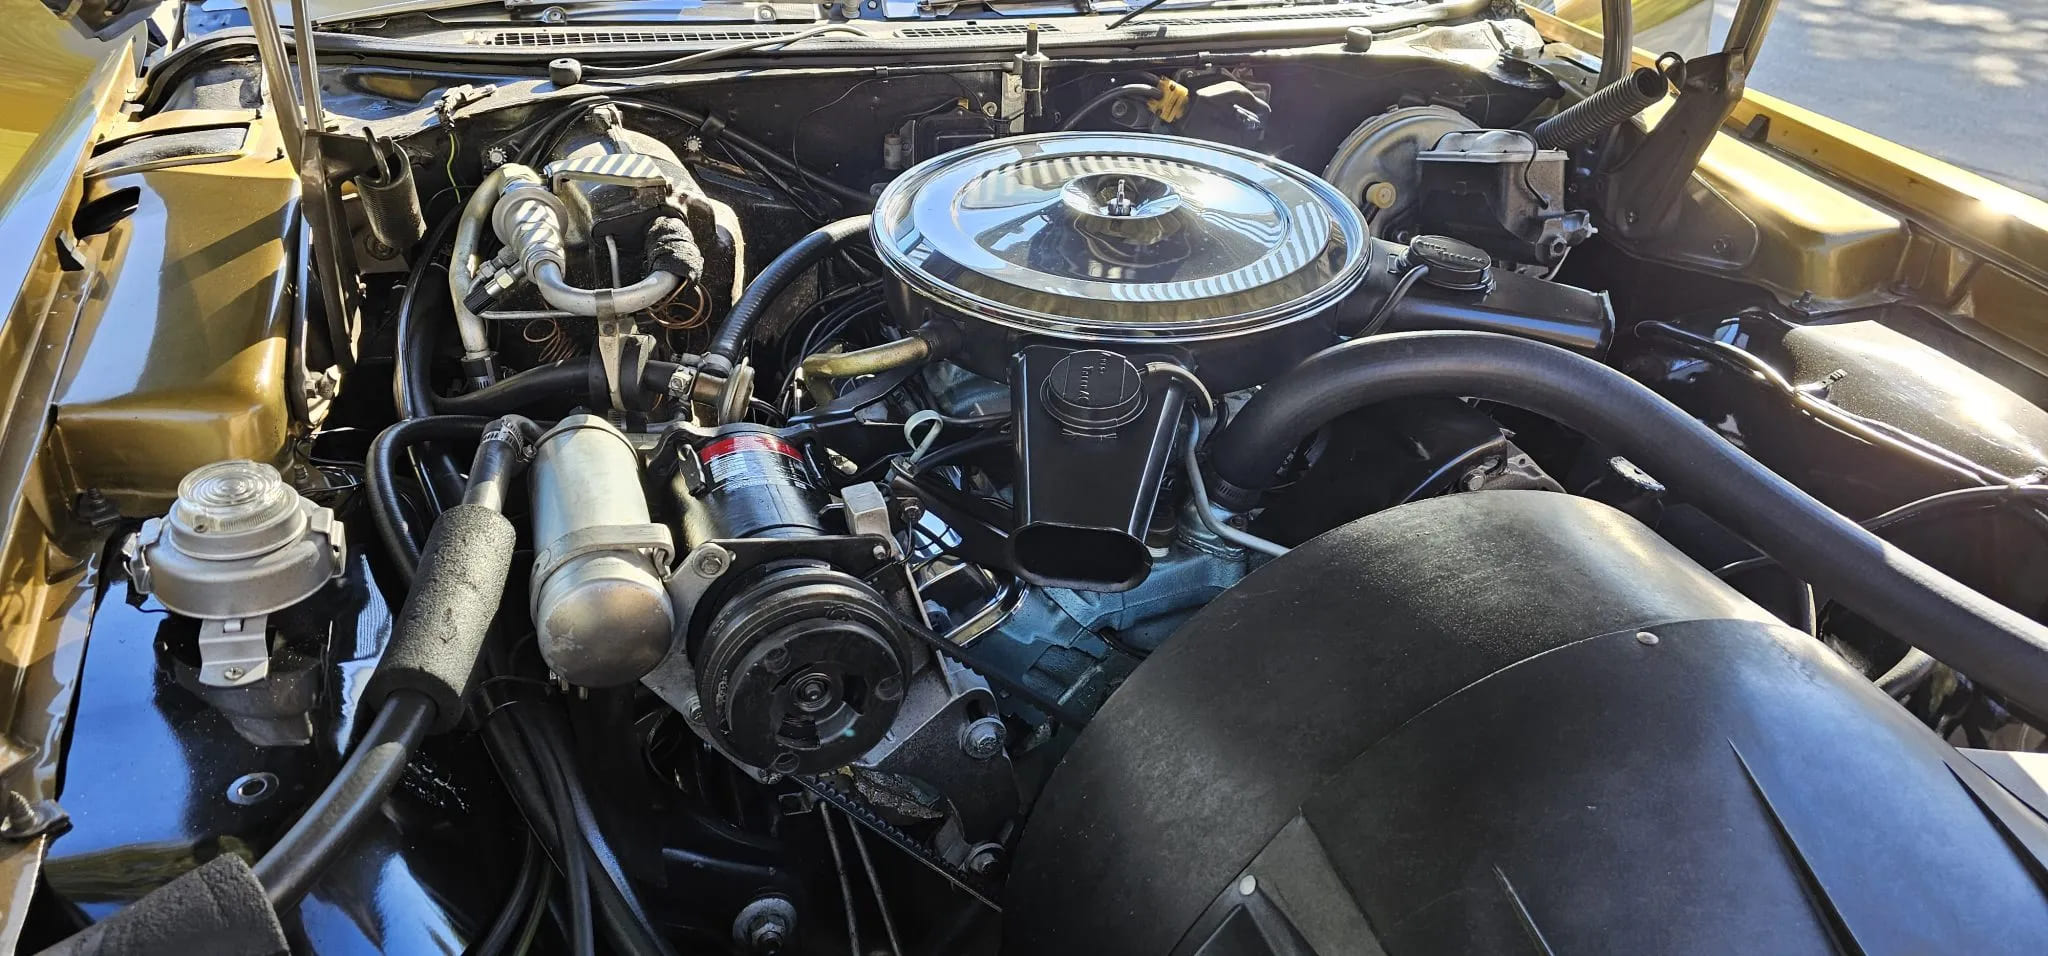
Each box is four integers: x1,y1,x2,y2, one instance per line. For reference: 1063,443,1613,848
1043,350,1145,432
1406,234,1492,291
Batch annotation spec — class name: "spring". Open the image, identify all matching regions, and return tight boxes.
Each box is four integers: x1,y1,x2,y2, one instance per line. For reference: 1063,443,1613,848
1532,66,1669,149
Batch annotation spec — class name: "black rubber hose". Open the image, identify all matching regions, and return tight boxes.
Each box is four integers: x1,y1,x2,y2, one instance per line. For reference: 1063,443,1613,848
433,358,690,416
532,715,678,956
462,416,543,513
524,716,595,956
437,362,595,415
1533,65,1667,148
469,834,545,956
394,210,468,511
1056,83,1159,131
1598,0,1634,90
258,413,537,912
1205,331,2048,721
704,216,870,367
1715,484,2048,579
253,689,435,910
1878,649,1939,698
366,416,492,576
523,98,875,208
396,211,460,420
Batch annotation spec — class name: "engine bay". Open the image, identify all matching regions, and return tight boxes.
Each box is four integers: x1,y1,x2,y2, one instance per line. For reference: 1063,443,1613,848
26,4,2048,953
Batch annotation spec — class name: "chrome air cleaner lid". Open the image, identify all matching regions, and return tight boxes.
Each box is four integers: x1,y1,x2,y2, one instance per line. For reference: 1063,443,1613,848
872,133,1371,345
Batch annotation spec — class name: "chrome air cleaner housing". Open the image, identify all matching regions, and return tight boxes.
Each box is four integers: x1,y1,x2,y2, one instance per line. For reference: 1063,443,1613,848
872,132,1375,390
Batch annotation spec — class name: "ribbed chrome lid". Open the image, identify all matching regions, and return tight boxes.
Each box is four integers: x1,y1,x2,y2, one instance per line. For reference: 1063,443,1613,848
873,133,1369,341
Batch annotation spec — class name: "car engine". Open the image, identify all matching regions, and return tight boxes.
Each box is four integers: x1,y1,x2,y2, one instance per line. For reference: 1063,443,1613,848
27,4,2048,954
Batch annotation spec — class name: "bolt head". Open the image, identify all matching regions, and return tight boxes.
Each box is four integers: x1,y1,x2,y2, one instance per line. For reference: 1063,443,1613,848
695,550,729,577
792,672,835,712
962,716,1005,759
222,666,245,680
749,923,786,949
967,845,1004,875
734,896,797,954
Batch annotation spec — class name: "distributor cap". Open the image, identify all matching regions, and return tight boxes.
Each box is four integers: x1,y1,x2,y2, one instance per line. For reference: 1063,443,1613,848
872,132,1371,343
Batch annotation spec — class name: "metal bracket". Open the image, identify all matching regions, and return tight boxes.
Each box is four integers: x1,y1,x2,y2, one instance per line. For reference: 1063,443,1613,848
641,542,735,732
0,793,69,842
1598,0,1778,241
198,615,272,687
840,482,897,557
534,523,677,588
853,655,1018,850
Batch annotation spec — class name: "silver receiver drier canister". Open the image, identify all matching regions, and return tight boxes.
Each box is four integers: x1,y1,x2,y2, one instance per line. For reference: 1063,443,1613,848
529,415,678,687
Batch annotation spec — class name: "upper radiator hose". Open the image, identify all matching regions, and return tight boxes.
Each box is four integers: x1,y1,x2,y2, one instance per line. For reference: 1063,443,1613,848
1205,330,2048,721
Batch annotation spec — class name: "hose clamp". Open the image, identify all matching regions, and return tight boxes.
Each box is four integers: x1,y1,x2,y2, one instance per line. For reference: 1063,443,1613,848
532,523,677,591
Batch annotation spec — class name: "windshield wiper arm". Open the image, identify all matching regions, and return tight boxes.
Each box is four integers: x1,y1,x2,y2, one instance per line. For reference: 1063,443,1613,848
1111,0,1221,28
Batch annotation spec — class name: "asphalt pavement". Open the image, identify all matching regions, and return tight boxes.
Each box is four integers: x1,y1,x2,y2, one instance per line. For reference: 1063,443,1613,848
1711,0,2048,198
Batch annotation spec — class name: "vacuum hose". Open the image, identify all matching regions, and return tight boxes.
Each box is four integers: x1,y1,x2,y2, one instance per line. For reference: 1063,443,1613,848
1205,331,2048,721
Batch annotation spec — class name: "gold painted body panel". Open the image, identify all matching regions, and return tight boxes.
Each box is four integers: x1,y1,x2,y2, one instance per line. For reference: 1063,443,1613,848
53,129,297,514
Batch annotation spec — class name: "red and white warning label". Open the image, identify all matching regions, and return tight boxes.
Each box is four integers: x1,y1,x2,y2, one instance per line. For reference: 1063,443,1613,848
699,433,813,491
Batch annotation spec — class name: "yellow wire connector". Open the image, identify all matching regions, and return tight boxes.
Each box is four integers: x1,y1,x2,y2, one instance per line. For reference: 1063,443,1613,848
1149,78,1190,123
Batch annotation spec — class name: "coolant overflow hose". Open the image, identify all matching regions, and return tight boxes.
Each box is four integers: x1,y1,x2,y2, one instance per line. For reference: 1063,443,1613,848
1206,330,2048,721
